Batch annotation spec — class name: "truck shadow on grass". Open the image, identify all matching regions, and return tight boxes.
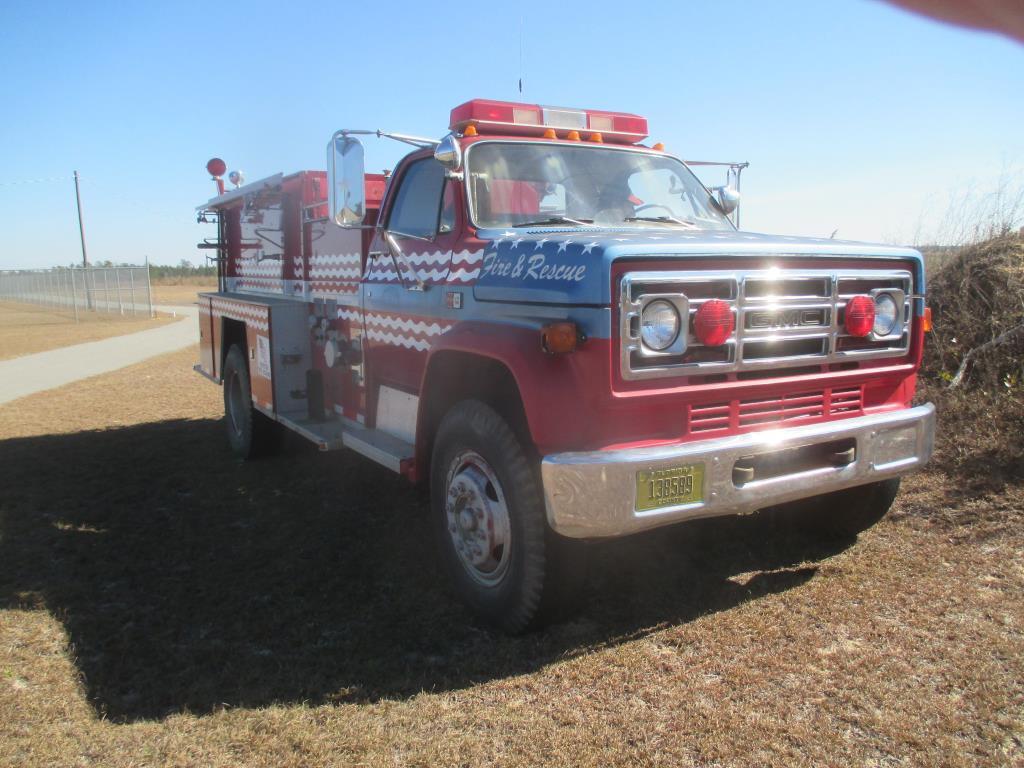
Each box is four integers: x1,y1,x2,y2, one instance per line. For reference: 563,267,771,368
0,418,850,722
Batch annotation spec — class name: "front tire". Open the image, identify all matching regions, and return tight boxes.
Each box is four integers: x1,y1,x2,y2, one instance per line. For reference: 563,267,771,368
430,400,584,633
222,344,281,460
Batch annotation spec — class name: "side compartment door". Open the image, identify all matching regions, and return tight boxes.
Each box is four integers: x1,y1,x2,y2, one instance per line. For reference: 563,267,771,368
363,156,458,437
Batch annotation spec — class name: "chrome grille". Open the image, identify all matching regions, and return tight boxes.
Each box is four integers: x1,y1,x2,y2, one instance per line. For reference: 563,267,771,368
620,269,913,381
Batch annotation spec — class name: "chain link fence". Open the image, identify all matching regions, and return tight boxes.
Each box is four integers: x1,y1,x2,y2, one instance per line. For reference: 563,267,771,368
0,265,154,320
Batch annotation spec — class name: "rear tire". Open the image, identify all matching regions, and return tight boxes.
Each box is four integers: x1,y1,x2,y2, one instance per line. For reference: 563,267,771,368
780,478,901,539
430,400,585,634
222,344,281,460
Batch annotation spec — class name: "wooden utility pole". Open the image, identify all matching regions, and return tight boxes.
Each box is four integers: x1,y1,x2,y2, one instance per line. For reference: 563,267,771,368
73,170,88,268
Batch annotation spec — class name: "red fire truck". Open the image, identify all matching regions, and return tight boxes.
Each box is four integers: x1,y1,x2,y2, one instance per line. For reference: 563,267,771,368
194,99,935,632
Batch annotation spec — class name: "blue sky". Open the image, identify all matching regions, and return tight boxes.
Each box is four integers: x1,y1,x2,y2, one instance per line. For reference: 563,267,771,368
1,0,1021,267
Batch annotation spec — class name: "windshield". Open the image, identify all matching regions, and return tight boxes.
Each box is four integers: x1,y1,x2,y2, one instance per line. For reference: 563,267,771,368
467,142,734,231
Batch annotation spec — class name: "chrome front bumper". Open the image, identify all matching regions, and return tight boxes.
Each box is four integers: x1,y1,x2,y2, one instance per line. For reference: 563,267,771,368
541,404,935,539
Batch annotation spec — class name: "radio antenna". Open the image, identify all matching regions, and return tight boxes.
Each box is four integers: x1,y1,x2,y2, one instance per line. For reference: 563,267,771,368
518,16,524,95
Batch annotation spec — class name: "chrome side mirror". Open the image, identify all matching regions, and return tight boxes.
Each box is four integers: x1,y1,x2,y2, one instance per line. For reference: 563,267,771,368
328,135,366,226
433,133,462,171
714,186,740,215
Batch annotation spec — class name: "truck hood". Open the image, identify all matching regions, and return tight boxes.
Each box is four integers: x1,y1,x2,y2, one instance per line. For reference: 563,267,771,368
472,228,923,305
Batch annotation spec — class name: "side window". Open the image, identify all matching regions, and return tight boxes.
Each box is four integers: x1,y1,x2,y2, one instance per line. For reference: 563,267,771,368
439,181,457,234
387,158,446,239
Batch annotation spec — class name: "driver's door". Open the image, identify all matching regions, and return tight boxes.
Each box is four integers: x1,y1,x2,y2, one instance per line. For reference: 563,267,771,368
363,155,457,418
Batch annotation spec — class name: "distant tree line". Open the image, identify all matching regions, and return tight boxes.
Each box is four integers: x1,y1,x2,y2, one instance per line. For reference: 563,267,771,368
148,260,216,279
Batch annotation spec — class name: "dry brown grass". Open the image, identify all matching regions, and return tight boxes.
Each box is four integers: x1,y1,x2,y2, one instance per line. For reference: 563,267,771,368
150,283,216,306
0,302,174,362
0,349,1021,766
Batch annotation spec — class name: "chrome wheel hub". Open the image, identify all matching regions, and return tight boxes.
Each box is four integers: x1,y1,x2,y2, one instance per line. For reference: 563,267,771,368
445,451,511,586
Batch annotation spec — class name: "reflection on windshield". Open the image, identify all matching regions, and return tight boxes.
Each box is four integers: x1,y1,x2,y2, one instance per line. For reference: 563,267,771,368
467,143,733,231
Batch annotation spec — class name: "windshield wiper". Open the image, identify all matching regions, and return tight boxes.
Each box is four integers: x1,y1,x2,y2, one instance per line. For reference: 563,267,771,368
624,215,698,229
512,216,594,227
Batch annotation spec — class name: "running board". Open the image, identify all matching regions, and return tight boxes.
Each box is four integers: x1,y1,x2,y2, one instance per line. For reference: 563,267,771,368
272,411,414,473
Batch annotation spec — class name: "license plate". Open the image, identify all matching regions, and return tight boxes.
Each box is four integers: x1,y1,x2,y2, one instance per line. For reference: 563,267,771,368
635,463,705,512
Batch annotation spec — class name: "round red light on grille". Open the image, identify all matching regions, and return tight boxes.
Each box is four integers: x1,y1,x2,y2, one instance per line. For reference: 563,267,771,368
844,295,875,337
694,299,734,346
206,157,226,177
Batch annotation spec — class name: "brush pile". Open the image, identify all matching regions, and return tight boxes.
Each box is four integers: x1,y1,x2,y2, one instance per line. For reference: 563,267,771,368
918,233,1024,480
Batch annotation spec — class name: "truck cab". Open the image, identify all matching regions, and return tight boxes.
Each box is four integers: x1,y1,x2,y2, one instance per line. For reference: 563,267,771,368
195,99,935,632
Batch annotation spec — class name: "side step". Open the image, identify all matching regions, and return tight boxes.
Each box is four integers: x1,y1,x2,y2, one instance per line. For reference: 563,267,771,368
273,412,414,473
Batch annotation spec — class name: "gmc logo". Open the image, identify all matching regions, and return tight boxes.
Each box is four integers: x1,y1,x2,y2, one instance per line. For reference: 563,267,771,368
747,308,828,329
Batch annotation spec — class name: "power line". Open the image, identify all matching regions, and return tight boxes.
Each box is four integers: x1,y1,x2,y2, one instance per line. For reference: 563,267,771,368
0,175,73,186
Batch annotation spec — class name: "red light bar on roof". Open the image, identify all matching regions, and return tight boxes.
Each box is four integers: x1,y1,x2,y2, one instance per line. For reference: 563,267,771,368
449,99,648,144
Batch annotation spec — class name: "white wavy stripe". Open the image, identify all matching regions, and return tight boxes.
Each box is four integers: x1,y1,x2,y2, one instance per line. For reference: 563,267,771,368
310,252,361,266
364,266,453,283
364,313,452,337
337,308,361,323
235,278,285,294
237,260,284,277
403,250,451,267
448,268,480,283
365,328,431,352
211,301,269,332
308,282,359,296
210,299,268,319
310,266,362,279
451,249,484,266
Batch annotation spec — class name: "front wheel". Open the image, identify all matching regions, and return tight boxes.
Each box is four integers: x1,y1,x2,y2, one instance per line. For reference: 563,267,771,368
431,400,584,633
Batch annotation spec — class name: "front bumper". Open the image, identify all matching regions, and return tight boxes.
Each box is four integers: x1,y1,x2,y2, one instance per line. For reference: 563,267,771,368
541,403,935,539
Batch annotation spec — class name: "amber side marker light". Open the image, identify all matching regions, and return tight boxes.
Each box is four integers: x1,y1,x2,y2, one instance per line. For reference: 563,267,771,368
543,128,557,139
566,130,581,141
542,322,581,354
463,124,478,136
923,306,933,332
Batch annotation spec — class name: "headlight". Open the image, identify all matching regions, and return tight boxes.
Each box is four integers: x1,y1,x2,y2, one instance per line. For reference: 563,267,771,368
873,293,899,336
641,300,680,351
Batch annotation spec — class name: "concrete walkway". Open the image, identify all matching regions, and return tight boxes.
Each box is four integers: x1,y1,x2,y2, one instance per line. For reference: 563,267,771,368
0,304,198,406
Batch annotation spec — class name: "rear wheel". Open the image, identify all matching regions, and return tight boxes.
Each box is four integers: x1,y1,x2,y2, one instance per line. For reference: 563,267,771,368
779,478,901,539
431,400,585,633
222,344,281,460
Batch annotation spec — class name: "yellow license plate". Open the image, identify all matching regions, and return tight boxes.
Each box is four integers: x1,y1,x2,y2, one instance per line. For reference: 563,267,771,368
636,463,705,512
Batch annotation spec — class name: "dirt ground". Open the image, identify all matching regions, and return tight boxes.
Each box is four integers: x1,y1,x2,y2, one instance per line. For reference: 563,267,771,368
0,303,175,362
0,349,1021,767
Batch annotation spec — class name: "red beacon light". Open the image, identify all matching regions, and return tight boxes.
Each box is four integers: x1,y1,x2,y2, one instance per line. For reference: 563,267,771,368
449,99,648,144
206,157,227,196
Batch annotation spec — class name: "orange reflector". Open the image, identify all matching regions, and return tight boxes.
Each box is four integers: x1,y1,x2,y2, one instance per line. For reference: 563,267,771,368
463,124,478,136
542,322,579,354
543,128,557,139
923,306,933,332
566,130,581,141
652,142,665,151
588,132,603,143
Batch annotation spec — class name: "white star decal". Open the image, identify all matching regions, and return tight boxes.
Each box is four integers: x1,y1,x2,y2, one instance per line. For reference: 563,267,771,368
503,231,515,238
613,238,629,242
581,241,599,254
557,239,573,253
535,238,549,250
510,238,524,249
